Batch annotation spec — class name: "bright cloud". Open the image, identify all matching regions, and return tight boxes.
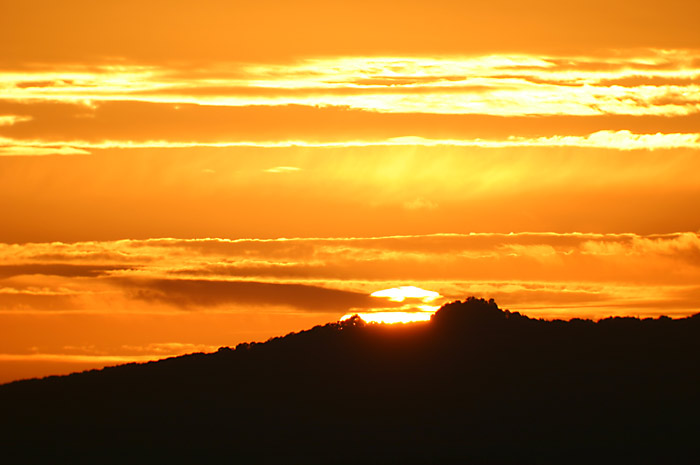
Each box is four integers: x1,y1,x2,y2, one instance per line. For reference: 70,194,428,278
1,131,698,155
1,51,698,117
2,232,699,318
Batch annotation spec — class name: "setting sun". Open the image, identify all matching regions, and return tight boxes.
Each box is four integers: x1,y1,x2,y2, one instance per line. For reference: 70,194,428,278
339,285,443,324
370,286,441,302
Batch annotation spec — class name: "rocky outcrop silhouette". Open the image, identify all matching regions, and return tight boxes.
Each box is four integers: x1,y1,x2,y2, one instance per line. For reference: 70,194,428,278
1,297,698,464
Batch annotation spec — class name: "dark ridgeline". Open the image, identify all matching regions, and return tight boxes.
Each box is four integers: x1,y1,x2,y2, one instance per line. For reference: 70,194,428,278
1,298,699,464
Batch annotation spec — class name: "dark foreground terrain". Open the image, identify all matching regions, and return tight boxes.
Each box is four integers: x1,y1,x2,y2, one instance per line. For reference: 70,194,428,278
1,298,699,464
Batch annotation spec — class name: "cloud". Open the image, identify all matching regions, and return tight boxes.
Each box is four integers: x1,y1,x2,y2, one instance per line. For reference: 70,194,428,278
117,278,381,312
0,264,131,278
117,342,220,355
0,353,159,363
2,232,699,317
0,291,79,312
6,232,698,271
1,131,699,156
0,51,698,118
264,166,301,173
403,198,437,210
0,115,31,126
0,145,90,156
581,232,700,265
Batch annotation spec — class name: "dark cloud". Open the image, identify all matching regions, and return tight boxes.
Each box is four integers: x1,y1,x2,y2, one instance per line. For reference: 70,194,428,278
167,263,330,280
119,278,382,312
0,264,130,278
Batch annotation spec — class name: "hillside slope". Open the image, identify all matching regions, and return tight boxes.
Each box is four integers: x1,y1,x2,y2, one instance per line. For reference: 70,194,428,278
1,298,699,464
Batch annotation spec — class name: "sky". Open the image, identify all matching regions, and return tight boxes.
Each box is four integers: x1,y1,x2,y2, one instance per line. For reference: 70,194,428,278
1,0,699,383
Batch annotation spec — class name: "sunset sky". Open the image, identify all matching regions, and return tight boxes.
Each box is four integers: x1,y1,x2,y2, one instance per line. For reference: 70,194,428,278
1,0,699,383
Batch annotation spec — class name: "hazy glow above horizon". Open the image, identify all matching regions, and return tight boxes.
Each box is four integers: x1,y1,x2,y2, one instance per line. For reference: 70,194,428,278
340,311,433,324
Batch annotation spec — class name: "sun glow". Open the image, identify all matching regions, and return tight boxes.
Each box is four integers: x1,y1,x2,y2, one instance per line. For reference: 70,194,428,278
339,285,443,324
340,311,433,324
370,286,441,302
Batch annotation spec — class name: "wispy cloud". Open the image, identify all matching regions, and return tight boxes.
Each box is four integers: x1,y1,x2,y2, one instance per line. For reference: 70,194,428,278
0,115,31,126
1,51,698,117
1,130,699,155
264,166,301,173
1,232,699,317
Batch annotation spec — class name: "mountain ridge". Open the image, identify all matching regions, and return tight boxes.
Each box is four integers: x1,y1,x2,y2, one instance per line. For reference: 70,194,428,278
1,297,699,464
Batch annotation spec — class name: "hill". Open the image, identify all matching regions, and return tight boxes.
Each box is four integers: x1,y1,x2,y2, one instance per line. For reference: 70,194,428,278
1,297,699,464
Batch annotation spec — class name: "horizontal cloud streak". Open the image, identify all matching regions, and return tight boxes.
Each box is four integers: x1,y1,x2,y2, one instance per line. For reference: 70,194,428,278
0,264,132,278
0,353,169,363
117,278,381,312
1,232,698,318
1,51,698,117
0,115,31,126
1,131,699,155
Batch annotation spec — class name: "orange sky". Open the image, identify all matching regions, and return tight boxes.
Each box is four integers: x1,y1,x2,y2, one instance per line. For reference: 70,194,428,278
1,0,699,383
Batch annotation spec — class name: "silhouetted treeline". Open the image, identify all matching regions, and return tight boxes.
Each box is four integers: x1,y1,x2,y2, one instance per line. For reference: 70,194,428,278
1,297,699,464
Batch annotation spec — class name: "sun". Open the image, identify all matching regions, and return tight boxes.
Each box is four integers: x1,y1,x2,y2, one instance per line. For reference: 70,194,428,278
370,286,441,302
340,285,443,324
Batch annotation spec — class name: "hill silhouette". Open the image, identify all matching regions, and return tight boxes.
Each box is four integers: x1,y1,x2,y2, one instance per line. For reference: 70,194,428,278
1,297,699,464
